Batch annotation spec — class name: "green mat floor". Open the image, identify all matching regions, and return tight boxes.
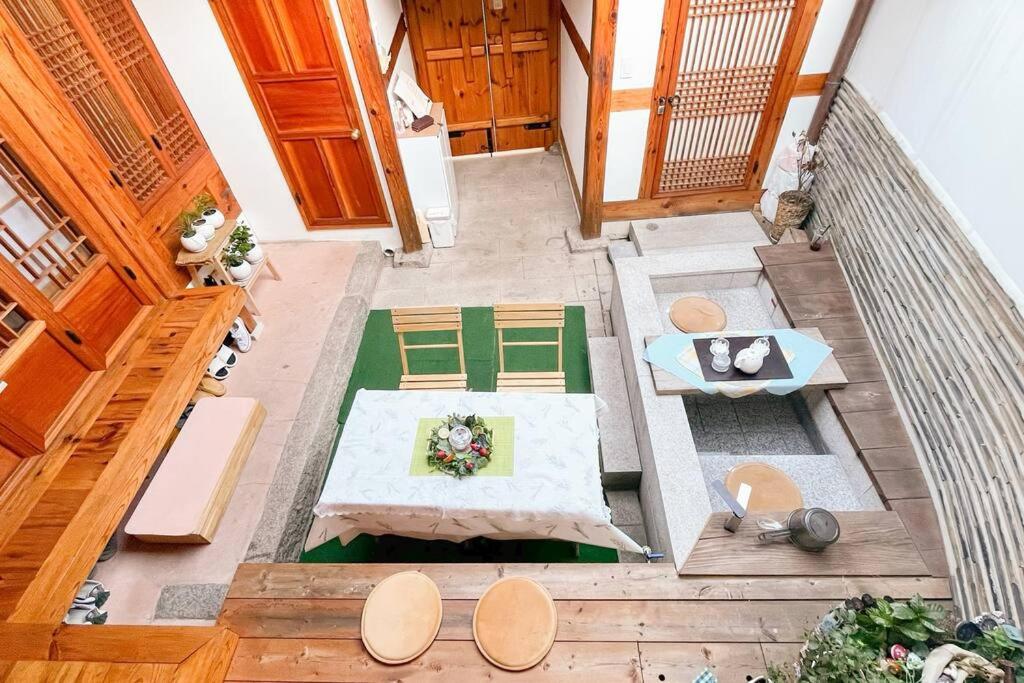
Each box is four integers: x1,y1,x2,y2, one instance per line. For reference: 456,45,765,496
300,306,618,564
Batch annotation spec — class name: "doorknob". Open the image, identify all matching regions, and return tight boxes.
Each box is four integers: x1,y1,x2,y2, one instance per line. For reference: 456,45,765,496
350,129,361,141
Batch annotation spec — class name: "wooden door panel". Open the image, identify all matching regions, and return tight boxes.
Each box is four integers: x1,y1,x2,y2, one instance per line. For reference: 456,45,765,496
212,0,389,228
219,1,291,75
271,0,334,71
260,79,354,134
320,138,389,222
282,140,345,223
0,330,91,455
57,262,144,355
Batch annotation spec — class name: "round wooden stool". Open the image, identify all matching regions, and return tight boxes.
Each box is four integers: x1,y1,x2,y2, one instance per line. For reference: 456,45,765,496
669,296,727,333
725,462,804,512
361,571,442,665
473,577,557,671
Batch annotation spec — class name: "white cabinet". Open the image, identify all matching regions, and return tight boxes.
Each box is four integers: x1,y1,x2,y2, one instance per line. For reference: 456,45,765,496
396,103,459,244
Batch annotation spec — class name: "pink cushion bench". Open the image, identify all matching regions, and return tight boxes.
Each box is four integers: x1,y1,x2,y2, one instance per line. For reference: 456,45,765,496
126,397,266,544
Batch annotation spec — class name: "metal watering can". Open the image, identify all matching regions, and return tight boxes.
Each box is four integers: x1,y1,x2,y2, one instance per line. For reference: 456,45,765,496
757,508,840,552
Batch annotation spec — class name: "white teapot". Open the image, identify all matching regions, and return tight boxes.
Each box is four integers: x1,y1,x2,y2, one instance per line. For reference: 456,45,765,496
734,347,764,374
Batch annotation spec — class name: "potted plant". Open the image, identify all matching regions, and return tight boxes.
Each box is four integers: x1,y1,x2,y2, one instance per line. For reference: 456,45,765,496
194,192,225,230
222,248,252,282
771,132,820,242
231,221,263,264
179,222,206,253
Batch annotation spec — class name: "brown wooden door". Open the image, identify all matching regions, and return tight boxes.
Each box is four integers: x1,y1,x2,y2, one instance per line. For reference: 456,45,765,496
641,0,821,198
405,0,558,155
212,0,390,229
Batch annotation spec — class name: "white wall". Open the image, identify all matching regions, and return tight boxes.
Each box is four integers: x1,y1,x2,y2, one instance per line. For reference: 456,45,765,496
559,3,592,196
366,0,415,79
132,0,402,249
603,0,856,202
846,0,1024,298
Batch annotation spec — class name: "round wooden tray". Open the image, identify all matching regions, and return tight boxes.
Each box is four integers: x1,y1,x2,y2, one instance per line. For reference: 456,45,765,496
473,576,557,671
725,462,804,512
669,296,727,333
361,571,442,665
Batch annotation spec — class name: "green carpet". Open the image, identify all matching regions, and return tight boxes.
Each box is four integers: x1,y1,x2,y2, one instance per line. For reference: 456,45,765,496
301,306,617,564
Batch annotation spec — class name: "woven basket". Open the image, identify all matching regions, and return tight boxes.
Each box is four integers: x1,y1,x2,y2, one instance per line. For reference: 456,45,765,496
770,190,814,242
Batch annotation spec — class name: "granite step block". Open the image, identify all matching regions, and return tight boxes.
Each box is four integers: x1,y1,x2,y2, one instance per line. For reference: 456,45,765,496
629,212,769,256
588,337,642,489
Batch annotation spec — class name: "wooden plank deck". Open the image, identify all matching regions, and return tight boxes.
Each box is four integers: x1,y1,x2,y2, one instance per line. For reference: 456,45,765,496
219,554,950,682
755,242,948,577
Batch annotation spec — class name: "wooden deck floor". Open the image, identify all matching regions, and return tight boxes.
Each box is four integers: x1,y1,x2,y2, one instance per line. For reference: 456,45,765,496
219,514,950,681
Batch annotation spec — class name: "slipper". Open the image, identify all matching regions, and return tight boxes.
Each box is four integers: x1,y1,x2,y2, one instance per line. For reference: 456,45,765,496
198,377,227,397
74,580,110,608
230,317,253,353
206,357,229,380
216,344,237,368
64,606,108,625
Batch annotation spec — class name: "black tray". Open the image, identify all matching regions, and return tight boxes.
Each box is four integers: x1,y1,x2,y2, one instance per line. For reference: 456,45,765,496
693,335,793,382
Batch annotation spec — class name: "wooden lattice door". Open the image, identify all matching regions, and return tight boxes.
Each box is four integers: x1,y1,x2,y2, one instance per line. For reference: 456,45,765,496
642,0,820,198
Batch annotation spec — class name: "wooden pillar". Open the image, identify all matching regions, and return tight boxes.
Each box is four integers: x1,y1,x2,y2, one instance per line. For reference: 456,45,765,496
579,0,618,240
336,0,422,253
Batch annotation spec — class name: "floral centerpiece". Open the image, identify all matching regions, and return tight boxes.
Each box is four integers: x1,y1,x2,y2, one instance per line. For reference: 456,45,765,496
765,594,1024,682
427,414,493,478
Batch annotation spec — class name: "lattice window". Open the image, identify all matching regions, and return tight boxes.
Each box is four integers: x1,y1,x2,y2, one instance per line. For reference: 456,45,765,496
659,0,796,193
1,0,170,203
0,140,96,300
77,0,201,169
0,293,31,356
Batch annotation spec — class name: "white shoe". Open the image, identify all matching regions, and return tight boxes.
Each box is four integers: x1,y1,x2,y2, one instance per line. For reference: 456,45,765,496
206,357,229,380
216,344,237,368
230,317,253,352
73,580,110,608
64,606,108,625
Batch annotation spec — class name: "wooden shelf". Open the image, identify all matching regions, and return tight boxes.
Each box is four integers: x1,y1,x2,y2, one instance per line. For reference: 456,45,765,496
175,219,237,267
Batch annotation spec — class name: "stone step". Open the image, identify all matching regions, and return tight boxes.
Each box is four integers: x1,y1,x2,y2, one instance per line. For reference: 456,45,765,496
588,337,641,489
629,212,770,256
698,453,868,512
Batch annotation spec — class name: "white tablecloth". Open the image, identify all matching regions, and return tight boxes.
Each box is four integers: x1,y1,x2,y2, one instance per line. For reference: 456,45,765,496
307,389,643,553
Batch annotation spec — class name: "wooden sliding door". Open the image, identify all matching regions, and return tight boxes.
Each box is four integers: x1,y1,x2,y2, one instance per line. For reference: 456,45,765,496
405,0,558,155
212,0,389,229
641,0,820,197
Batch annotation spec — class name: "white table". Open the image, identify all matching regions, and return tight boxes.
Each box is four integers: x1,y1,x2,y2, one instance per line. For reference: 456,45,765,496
307,389,643,554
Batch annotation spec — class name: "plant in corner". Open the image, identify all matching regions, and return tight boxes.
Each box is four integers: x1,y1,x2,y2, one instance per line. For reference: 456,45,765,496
179,218,206,253
230,221,263,264
771,131,821,242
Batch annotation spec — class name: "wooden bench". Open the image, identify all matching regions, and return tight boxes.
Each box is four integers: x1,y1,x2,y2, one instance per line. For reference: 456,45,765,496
126,397,265,544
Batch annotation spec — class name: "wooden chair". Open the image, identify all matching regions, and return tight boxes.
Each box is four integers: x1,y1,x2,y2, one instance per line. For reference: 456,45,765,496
494,303,565,393
391,306,467,390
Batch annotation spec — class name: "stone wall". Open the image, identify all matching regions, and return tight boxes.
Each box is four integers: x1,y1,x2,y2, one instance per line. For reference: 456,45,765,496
809,82,1024,620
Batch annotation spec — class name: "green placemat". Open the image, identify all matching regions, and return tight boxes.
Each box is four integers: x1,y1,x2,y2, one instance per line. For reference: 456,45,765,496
410,416,514,477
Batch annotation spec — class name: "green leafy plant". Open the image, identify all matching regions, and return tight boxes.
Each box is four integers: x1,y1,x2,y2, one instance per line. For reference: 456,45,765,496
221,250,245,268
179,210,199,232
229,222,254,257
853,595,949,651
181,224,197,239
193,192,217,214
966,627,1024,681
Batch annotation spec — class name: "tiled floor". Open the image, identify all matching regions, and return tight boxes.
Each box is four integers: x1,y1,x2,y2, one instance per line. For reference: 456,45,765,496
92,241,362,624
371,150,614,337
685,394,820,455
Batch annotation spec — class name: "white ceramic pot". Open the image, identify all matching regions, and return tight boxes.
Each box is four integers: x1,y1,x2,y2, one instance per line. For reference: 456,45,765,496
201,208,225,230
180,232,206,253
192,217,215,241
229,260,253,282
244,242,264,264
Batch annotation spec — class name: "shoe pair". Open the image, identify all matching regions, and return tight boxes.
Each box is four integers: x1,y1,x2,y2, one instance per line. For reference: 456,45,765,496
64,580,110,625
206,317,255,379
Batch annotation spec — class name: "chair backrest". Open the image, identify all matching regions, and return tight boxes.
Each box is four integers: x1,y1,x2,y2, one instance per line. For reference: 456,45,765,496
493,303,564,373
391,306,466,376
